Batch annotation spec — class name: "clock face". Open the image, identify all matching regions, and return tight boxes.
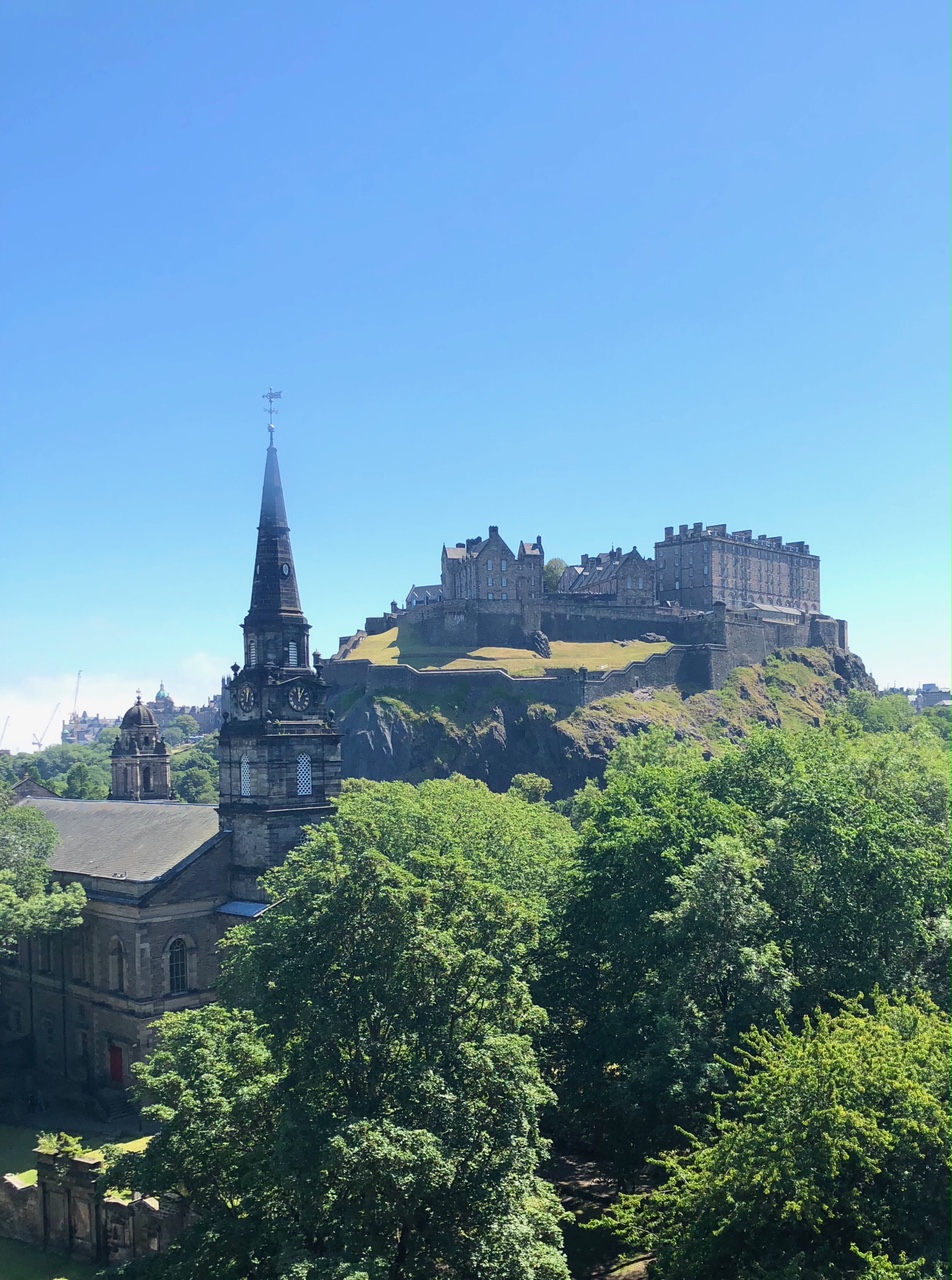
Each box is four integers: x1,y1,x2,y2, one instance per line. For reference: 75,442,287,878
236,685,256,712
288,684,310,712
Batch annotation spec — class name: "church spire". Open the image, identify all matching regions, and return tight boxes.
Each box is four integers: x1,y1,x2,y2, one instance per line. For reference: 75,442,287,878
240,401,310,671
244,436,306,627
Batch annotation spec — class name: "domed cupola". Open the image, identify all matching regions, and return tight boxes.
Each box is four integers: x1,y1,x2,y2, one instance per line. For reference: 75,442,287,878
109,693,174,801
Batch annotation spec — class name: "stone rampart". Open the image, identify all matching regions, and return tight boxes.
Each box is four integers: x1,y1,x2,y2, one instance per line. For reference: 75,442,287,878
327,644,724,710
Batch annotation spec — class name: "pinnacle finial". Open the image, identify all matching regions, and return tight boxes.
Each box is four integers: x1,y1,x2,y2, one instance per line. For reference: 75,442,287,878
262,387,282,439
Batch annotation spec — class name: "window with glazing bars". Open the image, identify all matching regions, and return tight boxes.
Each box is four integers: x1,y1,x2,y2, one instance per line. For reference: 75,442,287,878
168,938,188,995
240,755,251,796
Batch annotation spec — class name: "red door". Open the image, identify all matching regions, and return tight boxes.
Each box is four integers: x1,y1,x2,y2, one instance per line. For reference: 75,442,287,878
109,1044,124,1084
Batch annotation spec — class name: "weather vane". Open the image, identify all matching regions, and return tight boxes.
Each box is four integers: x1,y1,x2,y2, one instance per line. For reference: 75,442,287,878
261,387,283,439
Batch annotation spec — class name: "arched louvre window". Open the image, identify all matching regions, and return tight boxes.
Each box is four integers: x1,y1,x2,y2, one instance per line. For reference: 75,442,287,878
288,641,298,666
168,939,188,995
240,755,251,797
249,638,257,666
296,754,312,797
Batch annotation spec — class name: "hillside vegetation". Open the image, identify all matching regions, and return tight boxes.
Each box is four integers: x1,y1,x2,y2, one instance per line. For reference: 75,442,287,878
333,646,882,798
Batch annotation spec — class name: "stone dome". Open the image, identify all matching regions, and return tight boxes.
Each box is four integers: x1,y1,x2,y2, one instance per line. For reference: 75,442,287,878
120,697,158,730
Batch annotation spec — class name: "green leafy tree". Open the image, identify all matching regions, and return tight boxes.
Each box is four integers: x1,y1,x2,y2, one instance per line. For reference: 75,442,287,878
172,713,200,737
543,558,568,594
63,761,109,799
0,794,86,950
112,822,570,1279
171,744,219,804
601,993,950,1280
550,725,949,1164
510,774,554,804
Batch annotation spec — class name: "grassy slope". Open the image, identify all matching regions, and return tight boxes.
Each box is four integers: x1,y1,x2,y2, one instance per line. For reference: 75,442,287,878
345,626,670,676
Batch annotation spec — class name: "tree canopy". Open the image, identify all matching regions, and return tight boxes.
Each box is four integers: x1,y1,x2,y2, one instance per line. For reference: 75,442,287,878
0,792,86,950
110,788,573,1279
602,993,950,1280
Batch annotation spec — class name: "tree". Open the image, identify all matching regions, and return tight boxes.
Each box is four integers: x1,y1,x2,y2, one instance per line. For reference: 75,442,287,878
543,558,568,594
549,725,949,1165
510,774,553,804
0,795,86,950
601,994,951,1280
63,761,109,799
110,817,571,1279
171,744,219,805
172,713,200,737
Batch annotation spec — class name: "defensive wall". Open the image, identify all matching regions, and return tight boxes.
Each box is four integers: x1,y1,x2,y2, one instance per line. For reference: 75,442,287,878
330,600,848,711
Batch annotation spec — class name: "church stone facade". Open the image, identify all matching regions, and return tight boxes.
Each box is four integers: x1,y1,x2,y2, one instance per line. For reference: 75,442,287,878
0,434,339,1109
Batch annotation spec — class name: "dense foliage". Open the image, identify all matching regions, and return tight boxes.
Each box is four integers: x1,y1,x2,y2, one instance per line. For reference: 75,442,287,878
602,993,950,1280
110,779,577,1279
100,698,949,1280
0,790,85,950
547,723,949,1164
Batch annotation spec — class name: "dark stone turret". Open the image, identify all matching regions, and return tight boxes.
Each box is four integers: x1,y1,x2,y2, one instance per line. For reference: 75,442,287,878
109,695,173,801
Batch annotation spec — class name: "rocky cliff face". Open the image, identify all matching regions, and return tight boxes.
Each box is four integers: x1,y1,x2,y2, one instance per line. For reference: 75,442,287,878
328,647,877,800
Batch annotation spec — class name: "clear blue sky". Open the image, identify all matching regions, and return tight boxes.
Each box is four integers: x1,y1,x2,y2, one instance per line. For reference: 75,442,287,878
1,1,948,751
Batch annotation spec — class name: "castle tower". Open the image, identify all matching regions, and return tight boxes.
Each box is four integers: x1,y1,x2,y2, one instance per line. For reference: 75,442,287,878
218,427,341,901
110,696,173,801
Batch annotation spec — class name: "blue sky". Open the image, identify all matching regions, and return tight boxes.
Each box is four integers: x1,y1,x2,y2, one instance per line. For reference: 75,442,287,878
0,1,948,752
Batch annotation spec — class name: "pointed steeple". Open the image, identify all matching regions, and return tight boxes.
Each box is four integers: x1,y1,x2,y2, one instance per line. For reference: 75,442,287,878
244,438,307,627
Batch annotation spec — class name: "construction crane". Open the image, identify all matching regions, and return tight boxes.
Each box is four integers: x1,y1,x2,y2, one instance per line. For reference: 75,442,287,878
0,717,9,749
67,670,83,741
32,703,60,751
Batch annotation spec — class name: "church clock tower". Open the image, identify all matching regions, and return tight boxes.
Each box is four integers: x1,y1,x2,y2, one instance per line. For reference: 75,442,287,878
219,421,341,901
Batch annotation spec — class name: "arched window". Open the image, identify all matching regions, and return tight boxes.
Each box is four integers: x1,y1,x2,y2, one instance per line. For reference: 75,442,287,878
248,638,257,666
296,754,312,797
240,755,251,797
288,640,298,666
168,938,188,995
109,939,125,993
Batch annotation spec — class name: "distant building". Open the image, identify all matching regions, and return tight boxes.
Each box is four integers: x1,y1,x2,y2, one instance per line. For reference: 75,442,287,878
61,711,120,746
441,526,544,603
406,584,443,609
916,683,951,711
558,546,655,607
654,524,821,613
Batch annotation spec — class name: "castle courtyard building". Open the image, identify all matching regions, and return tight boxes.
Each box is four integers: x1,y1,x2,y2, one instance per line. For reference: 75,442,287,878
654,523,821,613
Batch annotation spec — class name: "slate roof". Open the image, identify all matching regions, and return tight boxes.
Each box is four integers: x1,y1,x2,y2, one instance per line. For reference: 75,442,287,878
17,797,223,882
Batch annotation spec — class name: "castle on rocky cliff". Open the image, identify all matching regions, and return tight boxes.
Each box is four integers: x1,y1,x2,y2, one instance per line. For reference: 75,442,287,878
342,519,845,701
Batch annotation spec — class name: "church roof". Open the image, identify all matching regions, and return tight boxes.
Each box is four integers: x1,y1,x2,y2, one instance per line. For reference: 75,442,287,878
121,698,158,729
18,797,223,883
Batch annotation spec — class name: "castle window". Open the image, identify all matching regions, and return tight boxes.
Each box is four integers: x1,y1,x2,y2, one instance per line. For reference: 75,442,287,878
288,641,298,666
638,577,644,589
240,755,251,797
487,577,493,587
109,939,126,993
501,577,507,587
626,578,632,590
249,638,257,665
500,560,507,571
296,754,313,797
501,593,508,601
487,560,493,571
168,938,188,995
487,592,494,601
